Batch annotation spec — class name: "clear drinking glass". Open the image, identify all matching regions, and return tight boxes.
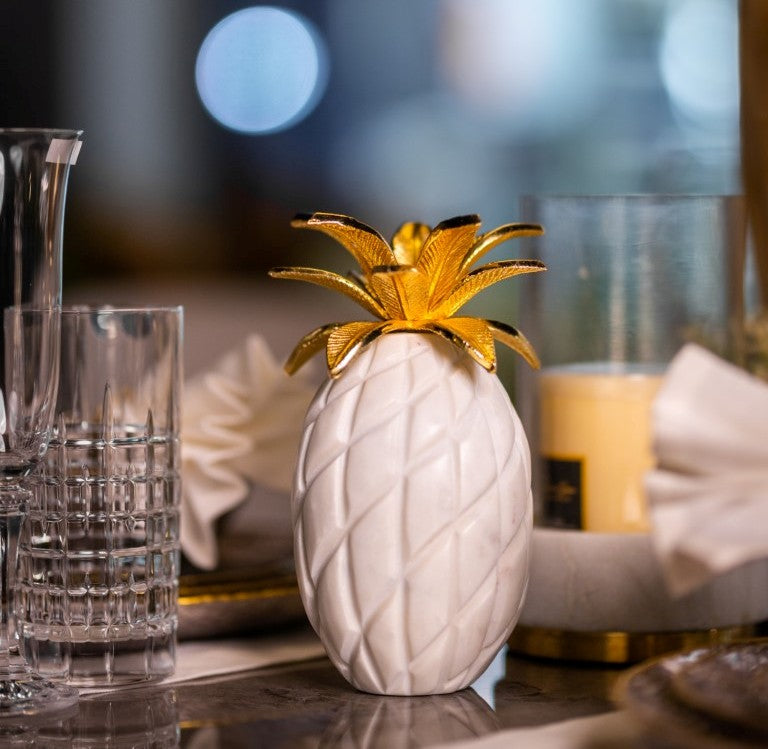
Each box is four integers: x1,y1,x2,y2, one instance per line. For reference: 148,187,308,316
17,306,183,685
0,128,82,716
516,195,746,532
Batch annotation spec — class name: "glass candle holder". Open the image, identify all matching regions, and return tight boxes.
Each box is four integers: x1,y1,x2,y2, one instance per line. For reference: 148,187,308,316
517,195,746,532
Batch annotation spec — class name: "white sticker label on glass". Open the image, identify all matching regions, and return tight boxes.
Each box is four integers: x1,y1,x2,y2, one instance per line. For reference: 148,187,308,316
45,139,82,165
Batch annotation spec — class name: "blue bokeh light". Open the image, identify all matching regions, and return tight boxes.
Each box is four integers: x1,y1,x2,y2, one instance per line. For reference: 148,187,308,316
659,0,739,133
195,6,328,134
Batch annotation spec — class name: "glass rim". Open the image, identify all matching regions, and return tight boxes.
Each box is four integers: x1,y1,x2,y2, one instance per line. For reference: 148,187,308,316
0,127,83,138
60,304,183,316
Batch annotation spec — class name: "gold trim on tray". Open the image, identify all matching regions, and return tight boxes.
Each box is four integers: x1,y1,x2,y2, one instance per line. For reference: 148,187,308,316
179,569,300,606
177,567,305,640
507,624,761,664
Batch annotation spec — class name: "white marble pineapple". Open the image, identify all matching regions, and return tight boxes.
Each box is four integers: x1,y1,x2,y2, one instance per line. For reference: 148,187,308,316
271,213,545,695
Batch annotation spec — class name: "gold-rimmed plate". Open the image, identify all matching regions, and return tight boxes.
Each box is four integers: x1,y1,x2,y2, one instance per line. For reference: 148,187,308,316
178,564,306,640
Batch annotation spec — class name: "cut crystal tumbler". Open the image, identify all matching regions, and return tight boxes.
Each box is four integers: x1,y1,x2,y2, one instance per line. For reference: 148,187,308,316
17,306,183,685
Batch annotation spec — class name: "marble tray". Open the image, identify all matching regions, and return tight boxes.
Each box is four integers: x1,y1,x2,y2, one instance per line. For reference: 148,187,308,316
178,564,307,640
510,528,768,662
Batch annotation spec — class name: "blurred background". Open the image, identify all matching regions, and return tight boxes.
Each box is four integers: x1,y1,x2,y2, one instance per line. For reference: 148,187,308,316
0,0,741,376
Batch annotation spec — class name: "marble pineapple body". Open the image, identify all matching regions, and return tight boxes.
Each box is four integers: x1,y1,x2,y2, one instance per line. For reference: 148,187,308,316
295,332,533,694
271,213,545,695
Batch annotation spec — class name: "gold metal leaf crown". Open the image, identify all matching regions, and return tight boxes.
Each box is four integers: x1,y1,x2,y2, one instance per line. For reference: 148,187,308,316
270,212,546,377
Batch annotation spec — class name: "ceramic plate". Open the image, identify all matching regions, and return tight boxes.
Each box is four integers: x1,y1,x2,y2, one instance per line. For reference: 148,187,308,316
177,564,307,640
670,642,768,735
617,642,768,749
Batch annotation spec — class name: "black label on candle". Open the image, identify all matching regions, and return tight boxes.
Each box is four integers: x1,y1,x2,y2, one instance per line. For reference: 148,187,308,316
543,457,582,529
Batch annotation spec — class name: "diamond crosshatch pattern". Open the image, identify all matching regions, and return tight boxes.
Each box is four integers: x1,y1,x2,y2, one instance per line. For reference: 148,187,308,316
16,411,179,684
293,334,532,695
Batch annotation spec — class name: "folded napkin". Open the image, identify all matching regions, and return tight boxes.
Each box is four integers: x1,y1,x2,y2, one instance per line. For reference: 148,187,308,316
181,335,315,569
81,626,325,696
646,343,768,595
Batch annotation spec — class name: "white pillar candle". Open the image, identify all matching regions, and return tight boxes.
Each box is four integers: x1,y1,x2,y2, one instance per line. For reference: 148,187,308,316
539,364,663,532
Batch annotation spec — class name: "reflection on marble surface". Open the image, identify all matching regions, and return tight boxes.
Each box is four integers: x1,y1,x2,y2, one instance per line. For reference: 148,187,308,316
495,651,619,729
0,644,625,747
318,689,499,748
178,683,499,749
1,689,178,748
0,629,624,747
0,704,79,748
175,646,621,748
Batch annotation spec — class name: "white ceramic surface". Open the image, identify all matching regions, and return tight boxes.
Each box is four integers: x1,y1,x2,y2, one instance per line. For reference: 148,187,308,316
292,333,532,695
520,528,768,632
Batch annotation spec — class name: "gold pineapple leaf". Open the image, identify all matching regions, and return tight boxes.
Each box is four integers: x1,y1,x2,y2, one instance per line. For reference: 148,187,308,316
369,265,430,321
272,212,546,376
459,223,544,277
327,320,388,376
291,213,396,276
284,324,337,375
435,259,547,317
432,317,497,372
488,320,541,369
416,215,481,307
269,267,386,319
392,222,431,265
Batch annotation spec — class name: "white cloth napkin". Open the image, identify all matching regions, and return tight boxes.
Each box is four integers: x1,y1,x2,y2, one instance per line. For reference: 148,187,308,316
180,335,315,569
645,343,768,596
80,626,326,696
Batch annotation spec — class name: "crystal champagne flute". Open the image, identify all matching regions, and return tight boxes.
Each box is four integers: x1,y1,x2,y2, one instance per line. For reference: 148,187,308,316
0,128,81,716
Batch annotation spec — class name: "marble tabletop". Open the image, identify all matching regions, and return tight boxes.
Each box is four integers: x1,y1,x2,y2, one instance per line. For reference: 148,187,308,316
14,630,626,748
15,626,768,747
170,650,621,748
